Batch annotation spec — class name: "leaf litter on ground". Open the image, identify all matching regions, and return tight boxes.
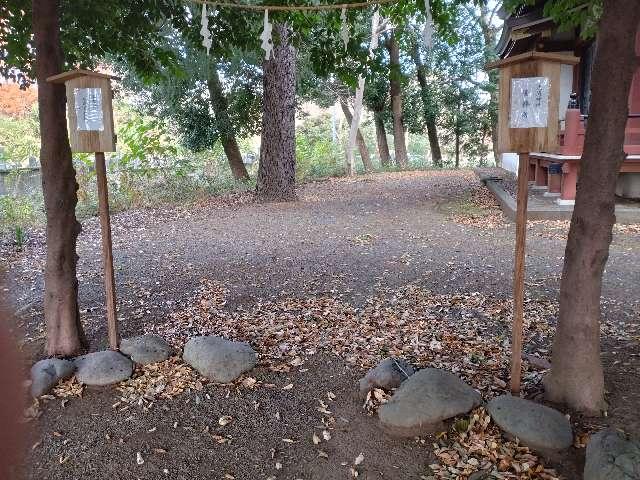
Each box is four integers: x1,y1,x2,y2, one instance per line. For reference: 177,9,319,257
139,278,636,479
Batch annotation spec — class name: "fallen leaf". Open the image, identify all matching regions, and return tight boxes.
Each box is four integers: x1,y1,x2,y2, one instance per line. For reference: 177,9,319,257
218,416,233,426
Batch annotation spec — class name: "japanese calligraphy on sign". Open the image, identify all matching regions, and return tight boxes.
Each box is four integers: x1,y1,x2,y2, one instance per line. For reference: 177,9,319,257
509,77,549,128
74,88,104,131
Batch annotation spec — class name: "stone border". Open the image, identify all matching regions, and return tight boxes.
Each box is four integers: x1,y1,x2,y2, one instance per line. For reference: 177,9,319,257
476,170,640,224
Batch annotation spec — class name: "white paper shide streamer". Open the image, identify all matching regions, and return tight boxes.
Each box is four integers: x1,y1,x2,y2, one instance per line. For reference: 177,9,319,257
200,4,213,55
260,10,274,60
422,0,433,50
340,7,350,50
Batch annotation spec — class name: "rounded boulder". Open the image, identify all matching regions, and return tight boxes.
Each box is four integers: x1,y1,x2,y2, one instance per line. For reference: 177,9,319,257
584,428,640,480
359,357,415,398
120,334,172,365
487,395,573,453
30,358,76,397
378,368,482,437
74,350,133,386
183,336,257,383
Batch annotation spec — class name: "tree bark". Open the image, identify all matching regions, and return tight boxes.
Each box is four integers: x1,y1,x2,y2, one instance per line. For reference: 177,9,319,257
544,0,640,414
374,111,391,167
33,0,86,356
386,33,409,169
339,99,374,172
455,122,460,169
256,23,297,202
477,3,500,167
411,44,443,167
207,67,249,181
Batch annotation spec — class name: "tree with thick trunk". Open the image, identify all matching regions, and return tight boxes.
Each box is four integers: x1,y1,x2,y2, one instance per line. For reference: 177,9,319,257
544,0,640,414
339,99,374,172
373,112,392,167
207,65,249,181
32,0,86,356
256,23,297,202
411,43,443,167
386,32,409,169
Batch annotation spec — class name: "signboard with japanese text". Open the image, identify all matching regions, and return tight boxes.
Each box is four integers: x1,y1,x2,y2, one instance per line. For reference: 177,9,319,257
74,88,105,132
487,53,579,152
509,77,550,128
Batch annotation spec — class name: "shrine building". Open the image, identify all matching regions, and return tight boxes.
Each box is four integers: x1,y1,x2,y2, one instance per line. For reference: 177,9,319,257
496,1,640,203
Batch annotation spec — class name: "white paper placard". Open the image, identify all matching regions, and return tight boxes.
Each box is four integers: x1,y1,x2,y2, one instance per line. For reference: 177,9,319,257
74,88,104,131
510,77,549,128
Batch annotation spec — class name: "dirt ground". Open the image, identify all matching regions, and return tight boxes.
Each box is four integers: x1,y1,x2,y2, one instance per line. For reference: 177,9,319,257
2,170,640,480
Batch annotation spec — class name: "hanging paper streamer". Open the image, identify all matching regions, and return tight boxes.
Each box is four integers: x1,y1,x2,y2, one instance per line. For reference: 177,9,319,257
340,7,350,51
200,3,213,55
260,10,274,60
422,0,434,50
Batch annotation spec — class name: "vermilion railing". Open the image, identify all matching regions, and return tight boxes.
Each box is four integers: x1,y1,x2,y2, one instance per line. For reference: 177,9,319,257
558,109,640,155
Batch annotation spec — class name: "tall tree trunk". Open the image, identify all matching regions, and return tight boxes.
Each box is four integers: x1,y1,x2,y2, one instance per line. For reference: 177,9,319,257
427,119,442,167
386,33,409,169
477,3,500,167
207,66,249,181
339,99,374,172
455,95,463,169
33,0,86,356
411,44,443,167
455,123,460,169
374,111,391,167
256,23,296,202
544,0,640,414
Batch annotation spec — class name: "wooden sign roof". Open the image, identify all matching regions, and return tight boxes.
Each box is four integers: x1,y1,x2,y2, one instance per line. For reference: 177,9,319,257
486,51,580,71
46,69,120,84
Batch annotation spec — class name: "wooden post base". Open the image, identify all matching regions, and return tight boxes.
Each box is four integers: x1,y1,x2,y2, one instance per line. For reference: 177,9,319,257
95,152,119,350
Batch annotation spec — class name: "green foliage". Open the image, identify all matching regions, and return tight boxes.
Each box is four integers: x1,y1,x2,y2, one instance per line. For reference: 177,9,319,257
73,107,249,214
420,3,493,166
0,193,41,248
0,107,40,167
116,113,178,172
1,0,190,87
505,0,601,38
120,44,262,154
296,115,345,180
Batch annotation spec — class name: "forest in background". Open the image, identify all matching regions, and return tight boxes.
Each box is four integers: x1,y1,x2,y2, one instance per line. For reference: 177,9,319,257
0,2,499,241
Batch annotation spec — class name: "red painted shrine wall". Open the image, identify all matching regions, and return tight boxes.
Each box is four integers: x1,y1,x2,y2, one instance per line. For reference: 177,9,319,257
630,29,640,113
627,29,640,141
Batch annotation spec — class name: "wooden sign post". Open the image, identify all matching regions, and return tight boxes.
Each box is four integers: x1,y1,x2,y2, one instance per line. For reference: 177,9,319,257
47,69,120,350
510,153,529,393
487,53,579,394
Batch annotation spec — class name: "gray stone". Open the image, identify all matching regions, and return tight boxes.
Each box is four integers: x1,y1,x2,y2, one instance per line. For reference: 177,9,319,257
74,351,133,386
30,358,75,397
486,395,573,453
120,334,172,365
183,336,257,383
584,429,640,480
468,469,492,480
522,353,551,371
378,368,482,437
359,357,415,398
